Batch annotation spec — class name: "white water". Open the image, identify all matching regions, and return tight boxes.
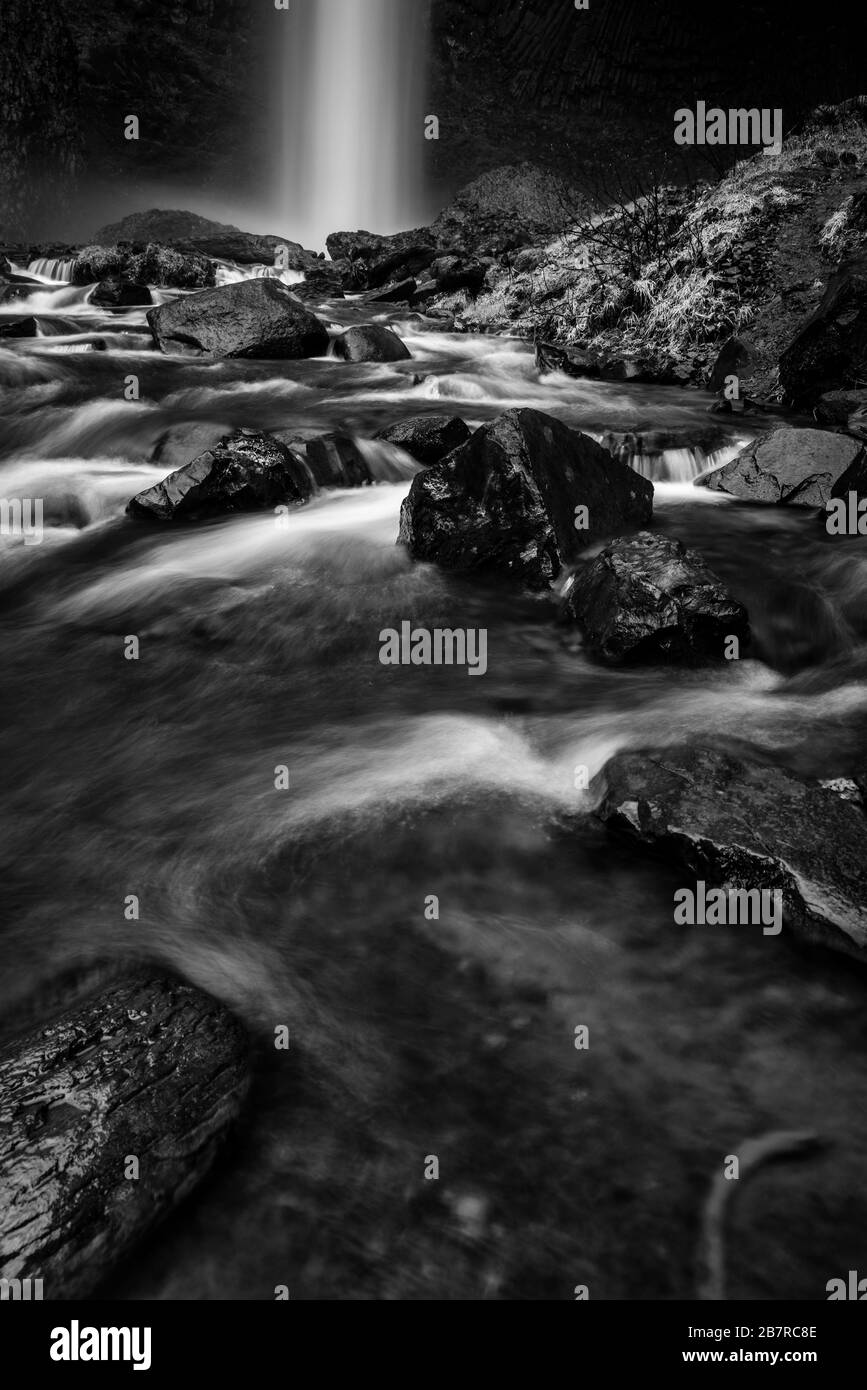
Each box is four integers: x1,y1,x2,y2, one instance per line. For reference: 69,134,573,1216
277,0,430,248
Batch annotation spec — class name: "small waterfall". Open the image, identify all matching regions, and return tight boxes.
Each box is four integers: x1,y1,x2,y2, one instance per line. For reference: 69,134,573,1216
277,0,429,249
27,258,77,282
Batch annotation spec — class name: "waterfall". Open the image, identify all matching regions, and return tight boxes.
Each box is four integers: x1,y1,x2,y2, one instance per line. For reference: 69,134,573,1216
277,0,429,250
27,258,77,282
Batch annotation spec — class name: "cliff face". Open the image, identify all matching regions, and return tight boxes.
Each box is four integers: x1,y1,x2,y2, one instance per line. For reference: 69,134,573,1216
428,0,862,191
0,0,81,239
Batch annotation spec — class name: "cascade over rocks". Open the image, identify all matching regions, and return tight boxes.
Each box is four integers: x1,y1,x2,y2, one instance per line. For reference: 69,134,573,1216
332,324,412,362
375,414,471,466
698,428,864,506
0,974,249,1299
398,407,654,589
127,429,314,522
563,532,750,664
147,279,330,359
594,746,867,963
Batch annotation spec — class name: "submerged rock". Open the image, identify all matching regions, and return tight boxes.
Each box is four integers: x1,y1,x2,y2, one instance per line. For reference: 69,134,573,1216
332,324,412,363
90,279,152,307
147,278,329,359
698,428,863,506
398,408,653,589
0,973,249,1298
375,414,471,466
128,429,314,521
304,434,374,488
563,532,750,664
594,746,867,963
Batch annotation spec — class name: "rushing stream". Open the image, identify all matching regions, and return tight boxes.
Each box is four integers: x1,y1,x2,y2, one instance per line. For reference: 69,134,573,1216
2,266,867,1299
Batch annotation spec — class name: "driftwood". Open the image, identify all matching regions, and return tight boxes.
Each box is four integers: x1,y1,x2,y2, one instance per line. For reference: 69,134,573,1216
0,974,250,1298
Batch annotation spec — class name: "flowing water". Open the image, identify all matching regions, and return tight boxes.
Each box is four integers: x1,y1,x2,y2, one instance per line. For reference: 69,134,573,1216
2,268,867,1300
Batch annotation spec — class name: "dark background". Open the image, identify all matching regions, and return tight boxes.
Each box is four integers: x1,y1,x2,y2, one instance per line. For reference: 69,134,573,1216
0,0,861,239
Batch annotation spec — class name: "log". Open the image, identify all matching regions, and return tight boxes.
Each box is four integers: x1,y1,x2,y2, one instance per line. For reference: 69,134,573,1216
0,974,250,1298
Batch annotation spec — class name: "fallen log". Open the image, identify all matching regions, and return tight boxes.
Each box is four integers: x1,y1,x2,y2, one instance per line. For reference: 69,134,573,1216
0,974,250,1298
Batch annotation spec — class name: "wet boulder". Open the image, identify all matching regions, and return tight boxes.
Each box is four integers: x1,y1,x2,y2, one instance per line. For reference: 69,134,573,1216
127,428,314,522
778,257,867,408
0,973,249,1298
0,316,39,338
397,407,654,589
698,427,863,506
563,532,750,664
332,324,412,363
707,335,758,392
594,746,867,963
375,414,471,466
147,278,329,359
90,279,152,307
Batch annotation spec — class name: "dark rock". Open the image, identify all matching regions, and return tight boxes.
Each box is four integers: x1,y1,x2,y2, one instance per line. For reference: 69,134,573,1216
0,973,249,1299
94,212,311,268
829,450,867,511
594,746,867,963
147,279,329,359
699,427,864,506
536,341,603,379
778,257,867,408
325,230,437,290
305,434,374,488
811,391,867,428
397,407,654,589
332,324,412,363
375,414,471,466
563,532,750,664
430,255,488,296
73,243,215,290
127,429,314,521
360,278,417,304
90,279,152,307
708,336,758,392
0,316,39,338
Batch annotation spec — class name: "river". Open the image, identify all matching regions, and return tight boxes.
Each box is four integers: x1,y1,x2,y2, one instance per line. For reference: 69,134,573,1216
1,264,866,1299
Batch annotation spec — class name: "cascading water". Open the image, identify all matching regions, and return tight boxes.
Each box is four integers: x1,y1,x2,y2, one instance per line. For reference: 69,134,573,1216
276,0,430,248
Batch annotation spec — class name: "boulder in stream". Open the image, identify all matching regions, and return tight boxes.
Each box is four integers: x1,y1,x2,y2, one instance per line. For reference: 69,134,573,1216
332,324,412,363
147,278,330,359
0,973,249,1298
563,532,750,664
90,279,152,307
128,428,314,522
305,433,374,488
594,746,867,963
698,427,864,506
375,414,471,466
398,407,654,589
